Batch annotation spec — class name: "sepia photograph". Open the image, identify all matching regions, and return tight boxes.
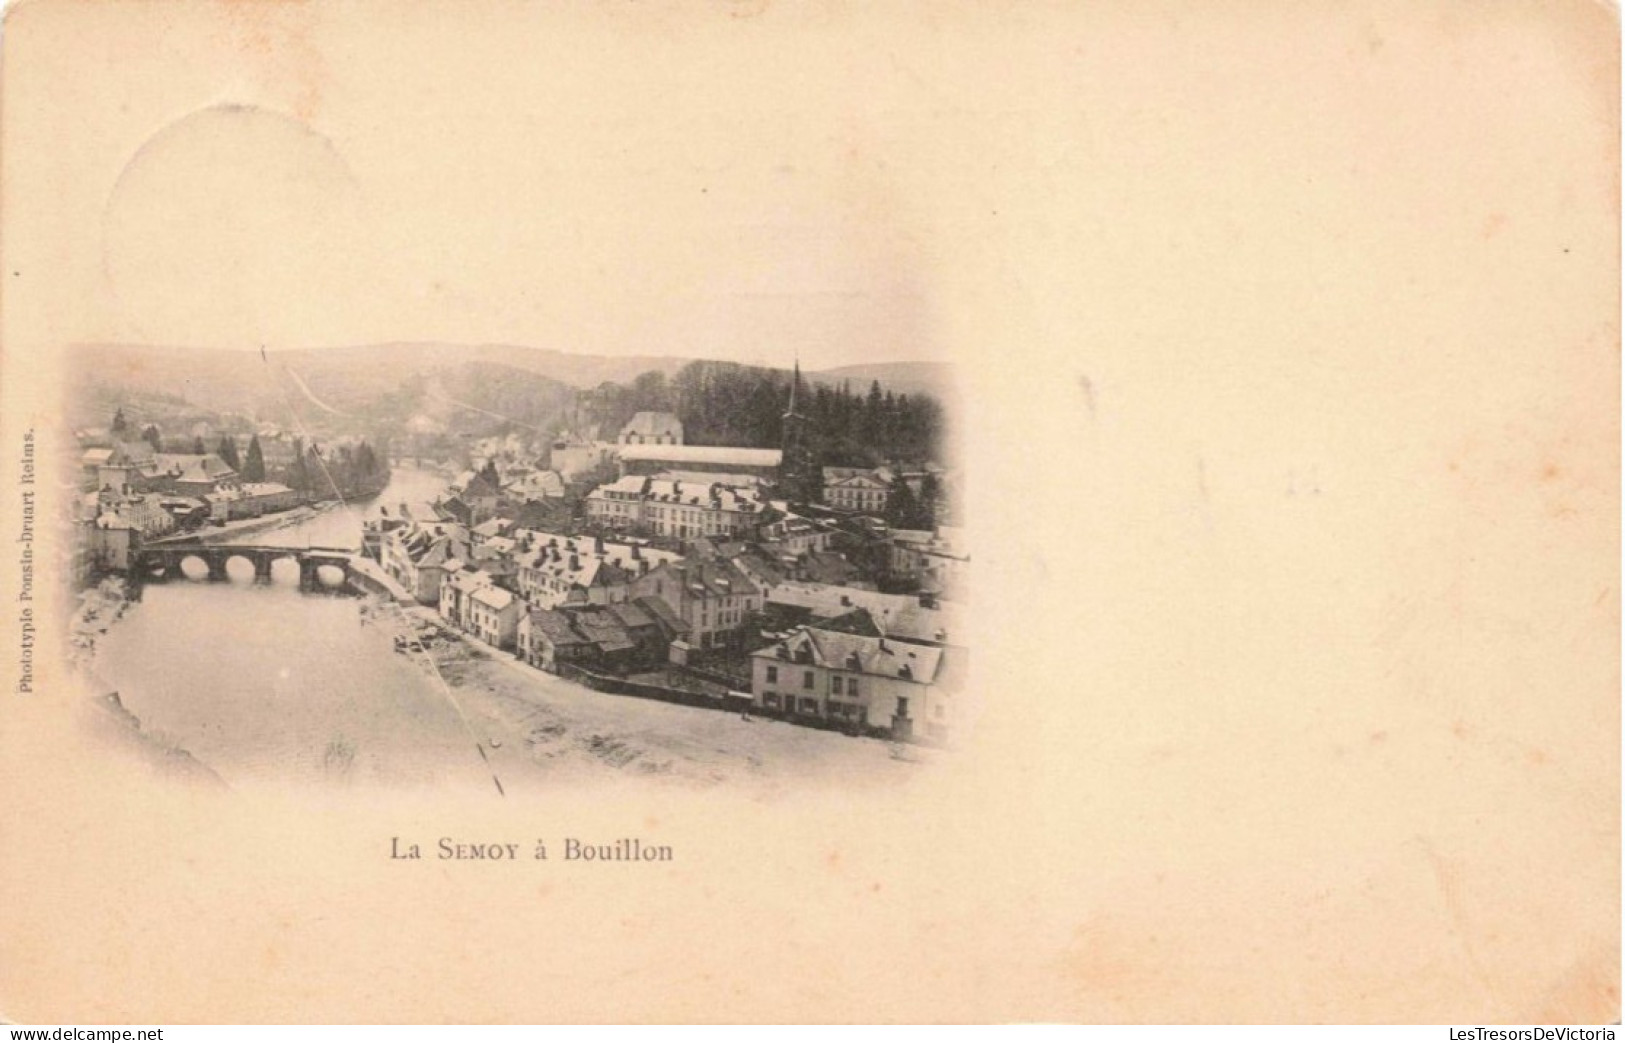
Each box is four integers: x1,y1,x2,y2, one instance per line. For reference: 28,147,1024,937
66,338,966,795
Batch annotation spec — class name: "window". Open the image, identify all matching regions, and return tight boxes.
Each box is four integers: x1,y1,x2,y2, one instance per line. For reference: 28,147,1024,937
847,680,859,698
803,670,815,689
763,693,779,708
831,676,843,695
800,697,820,715
766,665,778,684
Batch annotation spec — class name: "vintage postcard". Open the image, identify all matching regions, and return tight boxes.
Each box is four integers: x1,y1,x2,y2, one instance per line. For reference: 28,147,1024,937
0,0,1617,1026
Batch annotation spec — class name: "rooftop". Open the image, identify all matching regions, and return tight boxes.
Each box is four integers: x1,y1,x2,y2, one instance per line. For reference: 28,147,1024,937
619,445,783,467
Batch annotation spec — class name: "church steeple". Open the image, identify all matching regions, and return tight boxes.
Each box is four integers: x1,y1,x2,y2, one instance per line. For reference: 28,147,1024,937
784,355,806,422
779,353,814,504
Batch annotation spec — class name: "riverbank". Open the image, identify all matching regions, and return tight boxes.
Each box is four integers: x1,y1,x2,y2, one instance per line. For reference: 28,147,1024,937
70,578,225,787
68,576,134,673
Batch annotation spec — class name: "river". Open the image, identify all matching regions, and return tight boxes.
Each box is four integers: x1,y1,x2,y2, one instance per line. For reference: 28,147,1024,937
93,465,502,791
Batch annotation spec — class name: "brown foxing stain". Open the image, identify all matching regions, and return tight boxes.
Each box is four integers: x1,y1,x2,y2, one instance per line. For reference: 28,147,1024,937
224,0,326,122
1361,22,1385,55
1414,837,1503,1009
1481,212,1508,239
1057,918,1168,1000
1369,730,1388,744
1076,374,1097,421
825,850,841,872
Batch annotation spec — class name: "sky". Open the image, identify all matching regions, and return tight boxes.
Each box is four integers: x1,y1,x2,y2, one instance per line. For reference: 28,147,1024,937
4,1,978,370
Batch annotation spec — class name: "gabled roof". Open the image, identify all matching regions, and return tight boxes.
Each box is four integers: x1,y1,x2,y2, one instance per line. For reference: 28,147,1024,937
471,587,515,610
632,595,689,637
569,610,636,653
449,569,491,592
620,411,684,438
451,471,499,499
606,600,656,630
752,626,943,683
640,558,761,600
764,581,960,646
525,609,591,646
503,470,565,500
825,472,890,490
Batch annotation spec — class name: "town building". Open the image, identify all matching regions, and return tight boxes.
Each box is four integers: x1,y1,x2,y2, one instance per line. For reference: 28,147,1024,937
85,512,138,571
441,470,500,524
756,514,836,561
762,581,961,648
511,531,681,610
628,557,764,652
502,469,565,502
204,482,298,522
889,526,970,599
438,566,492,634
822,466,893,514
585,477,769,541
618,445,783,481
467,586,520,650
519,608,595,674
381,523,471,605
617,411,684,446
548,435,617,481
165,455,241,498
750,625,957,743
517,598,684,675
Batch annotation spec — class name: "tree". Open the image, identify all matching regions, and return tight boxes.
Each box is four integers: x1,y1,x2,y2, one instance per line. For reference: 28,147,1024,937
191,435,206,456
289,437,309,493
243,435,266,482
884,476,924,530
216,435,241,470
479,459,501,490
916,472,941,530
141,425,162,454
111,409,129,438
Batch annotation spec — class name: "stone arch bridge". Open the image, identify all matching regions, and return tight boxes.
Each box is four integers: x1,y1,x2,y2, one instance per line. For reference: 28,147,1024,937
135,541,359,594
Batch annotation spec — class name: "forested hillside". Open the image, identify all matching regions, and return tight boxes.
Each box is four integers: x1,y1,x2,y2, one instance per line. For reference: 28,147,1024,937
584,361,948,467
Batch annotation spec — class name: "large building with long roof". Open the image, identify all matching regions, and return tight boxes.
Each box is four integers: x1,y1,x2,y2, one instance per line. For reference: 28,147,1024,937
618,444,783,480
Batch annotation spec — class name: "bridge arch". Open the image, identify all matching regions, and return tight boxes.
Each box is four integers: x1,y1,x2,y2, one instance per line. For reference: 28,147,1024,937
176,552,214,581
134,542,358,595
